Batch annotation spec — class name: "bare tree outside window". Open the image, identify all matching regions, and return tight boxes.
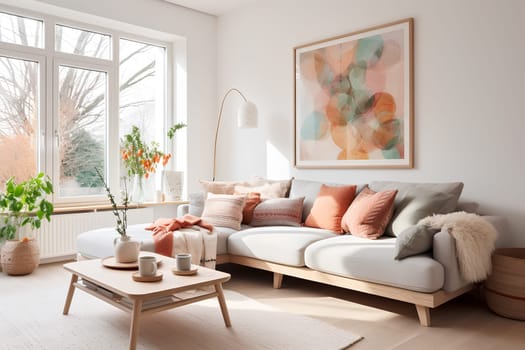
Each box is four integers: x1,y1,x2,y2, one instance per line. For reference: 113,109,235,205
0,12,43,48
0,14,167,199
119,38,166,143
58,65,107,196
0,56,39,185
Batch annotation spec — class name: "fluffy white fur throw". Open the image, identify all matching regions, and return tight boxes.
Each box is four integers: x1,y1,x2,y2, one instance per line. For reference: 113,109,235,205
418,211,498,283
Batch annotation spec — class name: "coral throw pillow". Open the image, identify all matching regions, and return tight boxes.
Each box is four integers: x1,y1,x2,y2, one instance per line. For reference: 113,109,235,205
304,184,357,233
237,192,262,225
341,186,398,239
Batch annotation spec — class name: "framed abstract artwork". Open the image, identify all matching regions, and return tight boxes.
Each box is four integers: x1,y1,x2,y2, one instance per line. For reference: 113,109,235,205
294,18,414,168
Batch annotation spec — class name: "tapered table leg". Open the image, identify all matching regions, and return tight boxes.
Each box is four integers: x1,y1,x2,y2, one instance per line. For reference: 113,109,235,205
129,299,143,350
215,283,231,327
63,274,78,315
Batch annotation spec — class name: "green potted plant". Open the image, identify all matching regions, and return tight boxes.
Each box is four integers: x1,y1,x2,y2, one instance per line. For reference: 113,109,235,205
0,173,54,275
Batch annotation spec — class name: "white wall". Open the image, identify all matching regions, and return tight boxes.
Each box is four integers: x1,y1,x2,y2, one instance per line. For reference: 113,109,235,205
0,0,218,195
217,0,525,246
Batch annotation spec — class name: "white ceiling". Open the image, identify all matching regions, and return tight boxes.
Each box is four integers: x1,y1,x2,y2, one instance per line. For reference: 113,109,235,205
163,0,256,16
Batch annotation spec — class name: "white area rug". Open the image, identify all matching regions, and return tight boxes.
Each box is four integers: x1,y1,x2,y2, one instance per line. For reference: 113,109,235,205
0,266,362,349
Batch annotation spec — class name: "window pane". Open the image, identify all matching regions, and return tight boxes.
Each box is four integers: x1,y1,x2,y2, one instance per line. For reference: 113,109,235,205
119,39,165,139
55,24,110,59
0,56,39,187
58,65,106,197
119,39,166,197
0,12,43,48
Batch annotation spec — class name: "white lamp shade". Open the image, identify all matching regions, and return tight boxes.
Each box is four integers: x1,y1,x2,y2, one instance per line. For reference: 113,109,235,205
237,100,258,129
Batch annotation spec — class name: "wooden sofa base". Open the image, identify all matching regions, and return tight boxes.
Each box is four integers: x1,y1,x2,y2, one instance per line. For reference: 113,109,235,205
217,254,474,326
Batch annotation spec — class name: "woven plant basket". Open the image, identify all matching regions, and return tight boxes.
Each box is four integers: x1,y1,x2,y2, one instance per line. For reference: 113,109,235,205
0,239,40,276
484,248,525,320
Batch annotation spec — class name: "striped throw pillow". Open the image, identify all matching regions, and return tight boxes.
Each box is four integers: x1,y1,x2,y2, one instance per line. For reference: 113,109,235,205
201,193,246,230
250,197,305,227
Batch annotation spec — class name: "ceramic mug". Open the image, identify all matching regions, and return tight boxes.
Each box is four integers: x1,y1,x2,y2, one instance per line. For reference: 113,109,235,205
139,256,157,276
175,253,192,271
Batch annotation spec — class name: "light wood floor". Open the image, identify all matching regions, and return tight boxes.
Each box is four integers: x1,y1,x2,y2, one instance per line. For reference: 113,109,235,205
4,261,524,349
218,263,525,350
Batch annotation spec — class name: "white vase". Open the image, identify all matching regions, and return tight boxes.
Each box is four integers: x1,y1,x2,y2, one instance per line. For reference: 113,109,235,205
162,170,184,201
113,236,140,263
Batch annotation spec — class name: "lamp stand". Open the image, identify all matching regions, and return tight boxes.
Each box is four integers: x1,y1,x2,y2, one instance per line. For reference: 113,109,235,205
212,88,251,181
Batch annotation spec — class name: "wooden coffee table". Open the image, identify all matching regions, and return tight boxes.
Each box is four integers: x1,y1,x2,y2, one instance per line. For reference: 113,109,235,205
62,253,231,350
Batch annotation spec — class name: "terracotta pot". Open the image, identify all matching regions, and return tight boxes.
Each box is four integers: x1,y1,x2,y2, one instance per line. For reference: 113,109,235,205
0,239,40,275
113,236,140,263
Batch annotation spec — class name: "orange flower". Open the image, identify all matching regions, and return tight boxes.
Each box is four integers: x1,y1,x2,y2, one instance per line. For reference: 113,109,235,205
22,237,30,243
153,154,160,164
162,154,171,166
137,149,143,157
145,172,150,179
122,151,129,160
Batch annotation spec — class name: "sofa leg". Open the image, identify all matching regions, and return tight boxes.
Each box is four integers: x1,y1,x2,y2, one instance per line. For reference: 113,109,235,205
273,273,283,289
415,305,431,326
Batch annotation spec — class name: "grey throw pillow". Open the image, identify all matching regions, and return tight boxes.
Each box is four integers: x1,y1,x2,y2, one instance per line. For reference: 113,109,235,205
394,225,440,260
369,181,464,236
188,192,205,217
389,191,454,236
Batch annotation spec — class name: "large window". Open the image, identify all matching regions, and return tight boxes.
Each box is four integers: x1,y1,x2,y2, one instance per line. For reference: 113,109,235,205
0,7,173,205
119,39,166,177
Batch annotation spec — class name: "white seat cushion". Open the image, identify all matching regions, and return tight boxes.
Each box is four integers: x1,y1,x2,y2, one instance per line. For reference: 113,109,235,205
304,235,445,292
228,226,337,266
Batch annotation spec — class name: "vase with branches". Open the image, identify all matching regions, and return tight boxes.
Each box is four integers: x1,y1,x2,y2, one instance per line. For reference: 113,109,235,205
95,168,139,263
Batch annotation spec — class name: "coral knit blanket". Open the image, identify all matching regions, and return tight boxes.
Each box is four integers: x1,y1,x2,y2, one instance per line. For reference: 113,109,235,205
145,215,217,269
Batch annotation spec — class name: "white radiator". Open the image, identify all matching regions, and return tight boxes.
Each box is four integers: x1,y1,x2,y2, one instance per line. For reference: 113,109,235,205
32,207,154,263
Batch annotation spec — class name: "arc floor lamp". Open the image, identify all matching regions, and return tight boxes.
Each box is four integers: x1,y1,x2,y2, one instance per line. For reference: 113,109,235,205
212,88,258,181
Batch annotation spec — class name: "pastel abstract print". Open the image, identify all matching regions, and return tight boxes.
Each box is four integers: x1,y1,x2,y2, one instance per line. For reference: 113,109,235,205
294,19,413,168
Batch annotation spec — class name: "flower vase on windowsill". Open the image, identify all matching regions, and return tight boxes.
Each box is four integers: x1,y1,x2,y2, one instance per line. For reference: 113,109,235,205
121,125,179,203
130,174,145,204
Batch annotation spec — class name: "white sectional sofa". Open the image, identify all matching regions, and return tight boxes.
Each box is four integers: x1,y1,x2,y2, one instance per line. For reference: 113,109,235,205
76,178,505,326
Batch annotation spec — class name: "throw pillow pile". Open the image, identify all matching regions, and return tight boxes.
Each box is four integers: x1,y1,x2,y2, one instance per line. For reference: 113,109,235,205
195,178,466,259
199,177,295,228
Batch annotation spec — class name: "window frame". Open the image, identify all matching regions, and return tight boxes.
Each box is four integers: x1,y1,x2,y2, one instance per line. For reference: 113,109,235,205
52,58,113,205
0,5,175,207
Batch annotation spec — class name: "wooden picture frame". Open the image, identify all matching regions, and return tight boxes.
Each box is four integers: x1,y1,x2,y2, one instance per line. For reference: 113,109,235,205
294,18,414,168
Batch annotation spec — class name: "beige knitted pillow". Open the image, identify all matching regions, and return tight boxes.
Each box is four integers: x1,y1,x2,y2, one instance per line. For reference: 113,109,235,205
201,193,246,230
